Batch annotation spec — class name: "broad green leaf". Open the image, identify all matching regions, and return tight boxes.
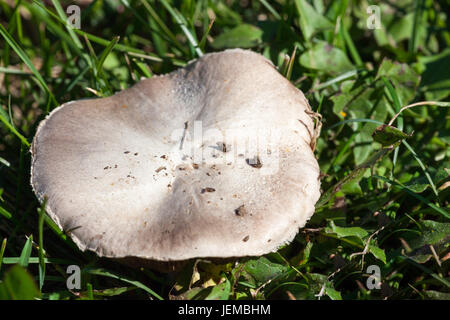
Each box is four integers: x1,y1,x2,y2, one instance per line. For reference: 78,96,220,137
340,180,363,195
372,124,411,146
299,41,354,74
387,13,415,42
176,287,205,300
300,241,313,265
0,265,41,300
325,220,368,239
372,5,427,49
211,24,263,49
175,279,230,300
330,80,360,114
243,257,289,284
198,261,233,278
325,283,342,300
210,1,243,26
376,59,420,107
405,167,449,193
308,273,328,295
369,245,387,264
279,283,315,300
205,279,231,300
409,220,450,250
330,81,389,164
409,252,433,264
294,0,333,40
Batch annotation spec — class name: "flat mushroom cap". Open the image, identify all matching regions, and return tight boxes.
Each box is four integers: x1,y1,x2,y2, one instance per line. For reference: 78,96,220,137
31,49,321,262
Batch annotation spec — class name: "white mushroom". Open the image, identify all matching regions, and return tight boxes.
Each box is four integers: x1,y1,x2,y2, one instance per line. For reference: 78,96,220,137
31,49,321,264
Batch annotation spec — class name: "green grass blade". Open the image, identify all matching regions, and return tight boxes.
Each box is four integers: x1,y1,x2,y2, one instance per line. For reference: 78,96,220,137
372,175,449,219
139,0,188,55
0,157,11,168
160,0,203,57
59,65,90,98
382,77,403,128
38,202,46,290
15,144,25,217
18,235,33,268
96,36,120,75
84,268,164,300
198,18,215,52
318,144,398,207
340,22,363,67
50,0,83,49
0,238,6,272
0,206,13,220
0,67,31,75
382,76,403,175
286,46,297,81
326,118,383,131
32,0,162,62
76,30,163,62
26,2,84,58
259,0,282,20
326,118,441,201
0,23,57,106
0,105,30,147
86,283,94,300
131,59,153,78
5,0,23,41
402,140,439,199
315,69,359,90
382,78,402,109
43,214,76,249
401,256,450,288
2,257,75,264
409,0,424,54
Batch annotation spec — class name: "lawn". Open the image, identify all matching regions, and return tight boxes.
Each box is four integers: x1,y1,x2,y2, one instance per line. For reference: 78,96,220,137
0,0,449,300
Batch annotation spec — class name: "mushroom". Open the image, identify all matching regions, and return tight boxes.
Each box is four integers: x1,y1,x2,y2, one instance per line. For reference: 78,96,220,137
31,49,321,270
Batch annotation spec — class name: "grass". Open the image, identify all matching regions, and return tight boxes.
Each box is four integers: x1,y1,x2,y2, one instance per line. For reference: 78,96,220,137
0,0,449,300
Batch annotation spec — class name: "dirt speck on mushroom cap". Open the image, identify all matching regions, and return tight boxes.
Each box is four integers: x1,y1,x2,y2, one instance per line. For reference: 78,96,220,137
30,49,321,262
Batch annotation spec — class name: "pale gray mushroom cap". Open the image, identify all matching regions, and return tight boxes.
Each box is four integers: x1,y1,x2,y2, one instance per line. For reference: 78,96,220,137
31,49,321,262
